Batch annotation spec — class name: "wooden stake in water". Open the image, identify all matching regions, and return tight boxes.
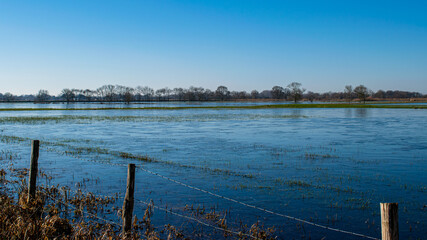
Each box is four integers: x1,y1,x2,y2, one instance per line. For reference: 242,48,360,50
123,163,135,234
27,140,39,203
381,203,399,240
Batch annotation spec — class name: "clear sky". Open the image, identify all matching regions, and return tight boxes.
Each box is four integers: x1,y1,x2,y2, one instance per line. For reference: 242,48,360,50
1,0,427,95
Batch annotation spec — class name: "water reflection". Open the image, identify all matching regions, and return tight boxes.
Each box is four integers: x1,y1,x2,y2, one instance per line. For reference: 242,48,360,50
344,108,353,118
0,105,425,239
355,108,369,118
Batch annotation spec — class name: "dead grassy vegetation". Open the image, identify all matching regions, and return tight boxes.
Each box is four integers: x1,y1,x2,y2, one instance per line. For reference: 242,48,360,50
0,164,180,240
0,162,276,240
0,187,149,239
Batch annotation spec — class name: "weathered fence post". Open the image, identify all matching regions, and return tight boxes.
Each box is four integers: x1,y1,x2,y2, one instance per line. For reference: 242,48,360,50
381,203,399,240
27,140,40,203
123,163,135,235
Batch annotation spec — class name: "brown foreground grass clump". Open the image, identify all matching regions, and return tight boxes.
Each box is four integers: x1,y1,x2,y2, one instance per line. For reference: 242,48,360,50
0,192,72,239
0,156,276,240
0,168,140,240
0,189,149,240
0,182,276,240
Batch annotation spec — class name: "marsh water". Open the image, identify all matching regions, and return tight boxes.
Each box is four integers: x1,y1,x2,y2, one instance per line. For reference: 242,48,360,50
0,102,426,239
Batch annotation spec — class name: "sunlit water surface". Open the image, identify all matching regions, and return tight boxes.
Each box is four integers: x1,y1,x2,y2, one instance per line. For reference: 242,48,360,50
0,103,426,239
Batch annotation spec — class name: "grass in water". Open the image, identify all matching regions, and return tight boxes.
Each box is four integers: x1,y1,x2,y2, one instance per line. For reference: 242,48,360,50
0,149,278,240
0,134,257,179
0,114,308,124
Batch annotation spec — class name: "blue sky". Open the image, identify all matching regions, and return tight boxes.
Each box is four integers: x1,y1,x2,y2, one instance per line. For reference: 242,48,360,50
1,0,426,95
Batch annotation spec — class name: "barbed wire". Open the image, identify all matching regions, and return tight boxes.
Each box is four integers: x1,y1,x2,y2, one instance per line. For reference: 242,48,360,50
65,187,258,239
42,145,379,240
135,199,259,240
136,166,380,240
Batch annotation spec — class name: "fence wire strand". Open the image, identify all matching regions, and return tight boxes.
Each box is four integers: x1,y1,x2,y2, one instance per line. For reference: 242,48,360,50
43,146,379,240
136,166,380,240
135,199,259,239
65,188,258,239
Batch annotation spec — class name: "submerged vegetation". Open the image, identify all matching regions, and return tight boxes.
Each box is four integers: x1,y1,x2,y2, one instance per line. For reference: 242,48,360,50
0,149,278,240
0,132,411,208
0,103,425,239
0,114,308,125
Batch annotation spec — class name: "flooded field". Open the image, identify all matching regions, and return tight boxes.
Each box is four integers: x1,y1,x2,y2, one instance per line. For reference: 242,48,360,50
0,103,426,239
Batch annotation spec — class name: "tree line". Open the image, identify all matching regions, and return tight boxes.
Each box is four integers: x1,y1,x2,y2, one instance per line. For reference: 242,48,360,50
0,83,425,103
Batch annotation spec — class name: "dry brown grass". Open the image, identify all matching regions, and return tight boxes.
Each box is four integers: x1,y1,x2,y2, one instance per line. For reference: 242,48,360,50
0,166,163,240
0,159,276,240
0,189,168,240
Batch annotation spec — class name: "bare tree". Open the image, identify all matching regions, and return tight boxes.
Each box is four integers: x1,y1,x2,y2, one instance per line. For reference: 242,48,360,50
344,85,353,103
36,90,50,102
123,87,134,104
83,89,94,102
97,85,116,102
164,87,172,101
142,86,154,101
104,85,116,102
215,86,229,101
136,86,154,101
61,89,75,103
373,90,386,99
354,85,370,103
259,90,272,99
184,87,196,101
8,83,423,103
96,87,106,101
115,85,134,103
204,89,214,100
115,85,126,100
271,86,286,99
72,89,84,101
251,90,259,99
305,91,316,102
3,92,14,102
173,88,185,101
230,91,239,100
155,88,166,101
238,91,249,99
287,82,305,103
193,87,205,101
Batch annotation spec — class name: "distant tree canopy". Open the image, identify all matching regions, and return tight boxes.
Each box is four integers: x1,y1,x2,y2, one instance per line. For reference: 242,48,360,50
287,82,306,103
215,86,230,101
61,89,75,103
3,92,14,102
353,85,370,103
250,90,259,99
0,83,425,102
36,90,50,102
305,91,316,102
344,85,354,103
271,86,287,99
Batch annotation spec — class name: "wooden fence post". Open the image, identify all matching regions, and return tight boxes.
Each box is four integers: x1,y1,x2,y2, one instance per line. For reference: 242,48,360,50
123,163,135,235
27,140,40,203
381,203,399,240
